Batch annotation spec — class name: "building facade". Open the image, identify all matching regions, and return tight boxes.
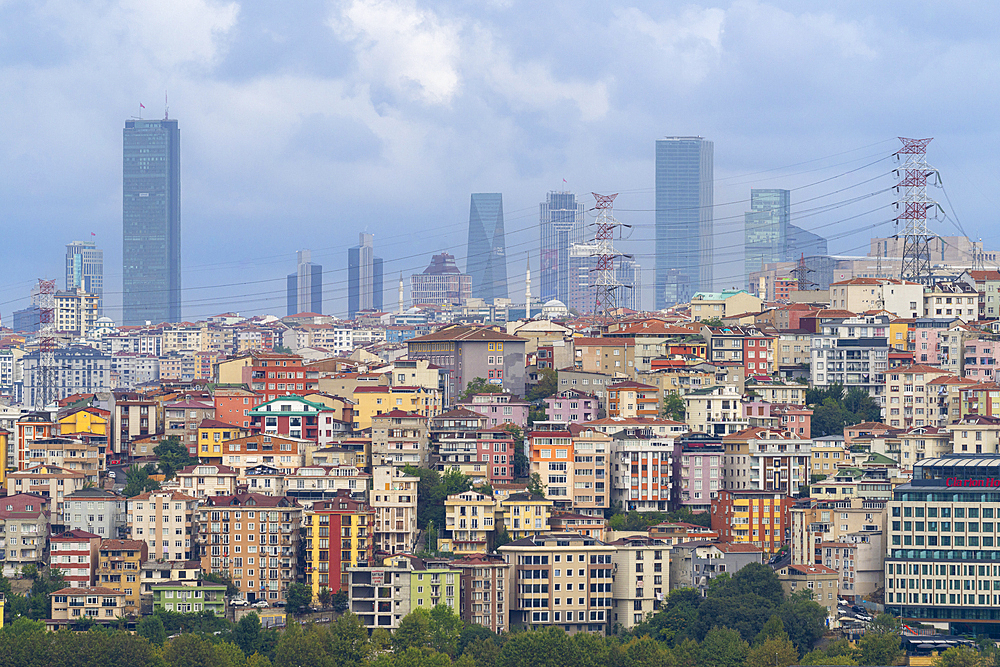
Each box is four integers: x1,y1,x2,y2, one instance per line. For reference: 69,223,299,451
655,137,713,308
410,253,471,307
348,233,383,319
540,191,586,305
122,118,181,326
287,249,323,316
467,193,508,302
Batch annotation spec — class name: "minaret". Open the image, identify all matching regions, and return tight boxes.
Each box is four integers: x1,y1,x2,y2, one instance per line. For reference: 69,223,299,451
525,254,532,320
398,272,404,314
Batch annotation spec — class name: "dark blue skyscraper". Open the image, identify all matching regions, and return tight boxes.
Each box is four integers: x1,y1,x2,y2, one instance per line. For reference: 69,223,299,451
287,250,323,315
66,240,104,317
123,118,181,325
655,137,713,309
466,193,508,302
540,191,585,304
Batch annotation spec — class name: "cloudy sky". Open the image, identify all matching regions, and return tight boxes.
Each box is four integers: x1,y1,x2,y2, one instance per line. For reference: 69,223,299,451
1,0,998,322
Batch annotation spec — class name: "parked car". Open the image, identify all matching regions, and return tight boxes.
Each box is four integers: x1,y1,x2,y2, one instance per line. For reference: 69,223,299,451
108,472,116,479
230,598,249,606
253,600,269,608
852,605,866,614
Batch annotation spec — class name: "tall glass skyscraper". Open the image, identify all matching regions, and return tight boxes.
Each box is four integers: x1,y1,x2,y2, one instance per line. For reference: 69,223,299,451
540,191,585,304
123,118,181,325
466,193,508,302
655,137,713,309
744,189,829,287
348,233,383,319
744,189,790,281
65,240,104,317
287,249,323,315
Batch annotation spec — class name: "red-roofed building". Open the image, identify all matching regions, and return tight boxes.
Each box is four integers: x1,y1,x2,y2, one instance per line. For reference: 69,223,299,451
97,539,148,613
407,324,527,400
213,386,264,430
450,554,509,633
572,337,635,375
884,365,954,428
215,352,319,403
371,410,430,467
164,399,215,455
304,492,374,599
776,562,840,621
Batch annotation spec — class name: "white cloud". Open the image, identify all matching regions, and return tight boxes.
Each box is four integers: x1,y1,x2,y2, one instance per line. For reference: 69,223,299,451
331,0,462,104
117,0,240,69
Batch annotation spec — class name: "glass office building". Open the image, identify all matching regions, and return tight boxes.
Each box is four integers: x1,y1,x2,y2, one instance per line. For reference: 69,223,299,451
65,240,104,317
466,193,508,302
744,189,828,289
540,191,585,305
122,119,181,325
655,137,713,309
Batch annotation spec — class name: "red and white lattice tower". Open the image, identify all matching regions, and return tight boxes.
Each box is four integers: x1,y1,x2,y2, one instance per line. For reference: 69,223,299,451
590,193,628,318
894,137,940,284
36,278,57,410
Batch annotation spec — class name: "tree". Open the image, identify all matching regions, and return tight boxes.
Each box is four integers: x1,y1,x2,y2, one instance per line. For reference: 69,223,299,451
394,608,431,652
662,394,685,422
855,616,903,667
331,590,349,613
273,622,328,667
428,603,463,657
328,612,371,667
494,525,512,549
317,587,332,608
527,368,558,402
201,571,239,597
701,627,751,667
426,520,439,552
234,612,263,656
460,378,503,401
285,583,312,614
123,463,160,497
935,646,994,667
162,633,227,667
700,317,725,327
754,615,788,646
778,590,828,654
527,472,546,498
136,614,167,646
154,435,196,479
745,636,799,667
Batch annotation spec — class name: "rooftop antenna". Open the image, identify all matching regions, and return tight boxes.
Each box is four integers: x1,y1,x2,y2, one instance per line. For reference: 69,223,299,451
164,91,169,120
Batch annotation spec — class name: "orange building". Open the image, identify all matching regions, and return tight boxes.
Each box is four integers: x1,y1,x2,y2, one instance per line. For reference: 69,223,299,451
606,381,660,418
711,489,795,554
213,387,264,430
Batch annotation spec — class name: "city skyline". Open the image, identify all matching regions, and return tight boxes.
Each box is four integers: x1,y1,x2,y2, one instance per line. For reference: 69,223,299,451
466,193,509,304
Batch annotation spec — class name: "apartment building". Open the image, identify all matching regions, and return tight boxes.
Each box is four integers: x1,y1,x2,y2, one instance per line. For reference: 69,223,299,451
405,556,461,612
884,364,954,428
668,540,763,595
50,530,101,588
371,466,418,555
96,539,148,614
722,427,812,495
174,464,239,498
152,580,227,615
22,437,102,483
456,392,531,428
810,315,889,400
63,488,126,539
443,491,496,555
549,512,608,541
676,431,724,513
164,399,215,455
47,587,126,630
898,425,952,466
346,558,413,631
710,489,796,555
215,352,319,403
126,490,199,561
197,493,303,605
498,532,616,634
371,410,430,467
606,381,659,419
572,337,636,376
140,560,202,599
452,554,509,633
529,427,575,509
567,426,611,514
683,385,749,436
0,494,50,576
213,387,264,430
947,415,1000,455
112,397,157,455
498,492,553,540
6,465,86,529
352,385,443,431
216,434,307,476
304,493,374,600
544,389,598,424
817,532,886,603
789,497,886,567
607,536,668,630
284,464,369,505
608,426,681,512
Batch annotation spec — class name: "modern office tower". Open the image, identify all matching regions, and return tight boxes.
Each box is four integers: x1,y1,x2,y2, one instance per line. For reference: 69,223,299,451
655,137,714,309
286,250,323,315
744,189,829,288
122,118,181,325
466,193,508,302
568,242,598,313
540,191,586,304
410,253,471,306
65,241,104,317
744,189,790,283
348,233,383,319
617,259,641,311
